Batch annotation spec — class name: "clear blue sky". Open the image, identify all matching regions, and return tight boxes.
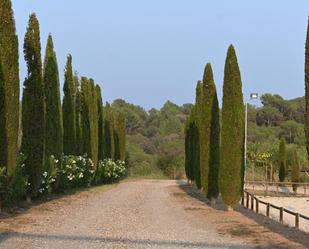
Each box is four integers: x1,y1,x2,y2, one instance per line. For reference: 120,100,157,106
12,0,309,110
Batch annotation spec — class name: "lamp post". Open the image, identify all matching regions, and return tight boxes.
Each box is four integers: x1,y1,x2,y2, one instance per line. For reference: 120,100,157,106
244,93,259,184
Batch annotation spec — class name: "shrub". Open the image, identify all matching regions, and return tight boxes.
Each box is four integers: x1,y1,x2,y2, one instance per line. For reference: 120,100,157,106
94,159,126,184
60,155,95,190
0,153,28,207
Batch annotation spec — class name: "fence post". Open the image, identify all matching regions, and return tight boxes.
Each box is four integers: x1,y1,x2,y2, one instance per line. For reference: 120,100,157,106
295,213,299,228
266,183,268,195
241,195,244,206
246,192,249,208
251,195,254,210
266,203,270,217
276,184,279,194
255,198,259,213
280,207,283,223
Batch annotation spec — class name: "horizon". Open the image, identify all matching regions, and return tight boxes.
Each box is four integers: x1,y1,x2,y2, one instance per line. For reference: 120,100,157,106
13,0,309,109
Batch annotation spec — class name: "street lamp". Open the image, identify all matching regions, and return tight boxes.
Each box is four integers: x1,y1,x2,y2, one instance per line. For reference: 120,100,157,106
244,93,259,184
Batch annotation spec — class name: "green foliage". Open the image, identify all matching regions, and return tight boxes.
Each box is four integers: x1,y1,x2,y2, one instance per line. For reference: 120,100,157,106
306,17,309,157
75,73,83,155
278,138,286,182
22,13,45,198
103,102,115,159
220,45,245,208
94,159,126,184
0,0,20,179
0,153,28,207
291,149,300,192
114,111,126,161
96,85,104,160
63,55,76,155
43,34,63,181
60,155,94,190
80,78,99,167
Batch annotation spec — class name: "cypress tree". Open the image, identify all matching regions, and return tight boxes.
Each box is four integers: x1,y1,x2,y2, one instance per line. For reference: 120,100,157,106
200,63,220,199
22,14,45,198
43,34,63,176
0,0,20,179
114,112,126,161
81,77,91,156
184,117,191,182
278,138,286,183
96,85,104,160
80,78,98,167
63,54,76,155
207,77,220,201
103,102,115,159
220,45,245,209
74,73,83,155
89,79,98,168
193,81,202,189
291,149,300,192
305,18,309,157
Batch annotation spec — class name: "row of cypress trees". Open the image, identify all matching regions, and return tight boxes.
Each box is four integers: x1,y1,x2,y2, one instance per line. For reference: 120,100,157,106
185,45,245,209
0,1,126,199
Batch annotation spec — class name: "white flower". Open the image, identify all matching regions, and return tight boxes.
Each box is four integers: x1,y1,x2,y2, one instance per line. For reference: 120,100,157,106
43,171,48,178
79,172,84,178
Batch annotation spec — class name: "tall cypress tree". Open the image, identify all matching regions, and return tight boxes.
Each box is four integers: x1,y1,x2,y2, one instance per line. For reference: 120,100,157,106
184,117,191,182
278,138,286,183
202,64,220,202
96,85,104,161
291,149,300,192
74,72,83,155
80,78,98,167
200,63,220,198
22,14,45,198
103,102,115,159
220,45,245,209
194,81,202,189
114,111,126,161
305,18,309,158
43,34,63,176
0,0,20,179
89,79,98,168
63,54,76,155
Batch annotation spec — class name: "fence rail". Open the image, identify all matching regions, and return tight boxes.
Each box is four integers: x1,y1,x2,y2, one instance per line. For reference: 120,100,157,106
245,181,309,196
241,191,309,230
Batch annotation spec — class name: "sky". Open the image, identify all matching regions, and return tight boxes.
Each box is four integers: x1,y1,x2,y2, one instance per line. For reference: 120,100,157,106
12,0,309,110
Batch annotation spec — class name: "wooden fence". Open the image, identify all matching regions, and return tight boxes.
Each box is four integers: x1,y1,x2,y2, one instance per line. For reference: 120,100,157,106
241,191,309,230
245,181,309,197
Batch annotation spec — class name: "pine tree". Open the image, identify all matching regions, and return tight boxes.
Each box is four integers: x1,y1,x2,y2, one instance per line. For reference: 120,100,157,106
103,103,115,159
81,77,91,156
305,18,309,158
200,63,220,199
291,149,300,192
22,14,45,198
220,45,245,209
43,34,63,177
63,54,76,155
0,0,20,179
89,79,98,168
278,138,286,183
96,85,104,160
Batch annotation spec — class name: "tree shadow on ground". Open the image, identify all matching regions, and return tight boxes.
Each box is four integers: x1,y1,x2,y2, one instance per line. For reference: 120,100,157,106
0,231,252,249
177,182,309,249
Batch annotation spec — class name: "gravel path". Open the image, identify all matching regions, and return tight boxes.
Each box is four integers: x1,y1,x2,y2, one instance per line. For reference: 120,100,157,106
0,180,254,249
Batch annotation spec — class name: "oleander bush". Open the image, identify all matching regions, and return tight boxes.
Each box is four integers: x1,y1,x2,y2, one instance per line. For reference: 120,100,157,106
94,159,126,184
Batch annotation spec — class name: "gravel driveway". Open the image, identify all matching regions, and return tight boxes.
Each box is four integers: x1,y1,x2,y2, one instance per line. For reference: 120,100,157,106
0,180,257,249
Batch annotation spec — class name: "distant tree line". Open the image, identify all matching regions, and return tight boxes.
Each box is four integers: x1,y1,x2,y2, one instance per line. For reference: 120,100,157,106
0,0,126,205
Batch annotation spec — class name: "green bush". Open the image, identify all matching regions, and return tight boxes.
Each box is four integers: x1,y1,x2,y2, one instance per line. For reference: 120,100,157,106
94,159,126,184
0,153,28,207
60,155,95,190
